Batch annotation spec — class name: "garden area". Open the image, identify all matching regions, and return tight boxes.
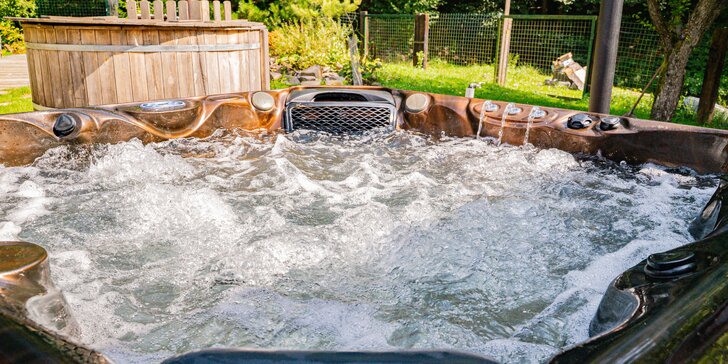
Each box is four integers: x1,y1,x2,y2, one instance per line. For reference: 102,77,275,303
0,0,725,127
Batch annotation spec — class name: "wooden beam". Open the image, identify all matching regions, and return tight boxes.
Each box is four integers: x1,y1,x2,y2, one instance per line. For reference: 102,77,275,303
413,13,429,69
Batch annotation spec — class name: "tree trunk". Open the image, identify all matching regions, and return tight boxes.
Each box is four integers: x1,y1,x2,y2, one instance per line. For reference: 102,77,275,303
646,0,727,121
651,43,693,121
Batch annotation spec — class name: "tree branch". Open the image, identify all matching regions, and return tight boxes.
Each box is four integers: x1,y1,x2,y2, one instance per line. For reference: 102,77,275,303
646,0,673,52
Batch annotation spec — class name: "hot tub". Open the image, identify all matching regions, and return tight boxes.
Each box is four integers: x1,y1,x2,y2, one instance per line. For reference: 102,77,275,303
1,87,727,363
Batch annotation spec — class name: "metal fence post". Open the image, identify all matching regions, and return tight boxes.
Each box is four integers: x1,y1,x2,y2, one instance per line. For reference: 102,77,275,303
413,13,429,69
359,11,370,59
584,17,598,93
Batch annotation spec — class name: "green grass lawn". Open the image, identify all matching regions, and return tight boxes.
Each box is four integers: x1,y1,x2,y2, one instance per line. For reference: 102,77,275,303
0,87,32,115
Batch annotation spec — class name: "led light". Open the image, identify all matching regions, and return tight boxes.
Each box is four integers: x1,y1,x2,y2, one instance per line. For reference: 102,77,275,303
140,100,186,112
482,102,499,112
251,92,276,111
506,106,522,115
405,93,430,113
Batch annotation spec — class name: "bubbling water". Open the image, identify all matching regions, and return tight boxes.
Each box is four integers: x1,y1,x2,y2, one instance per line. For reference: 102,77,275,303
0,130,716,364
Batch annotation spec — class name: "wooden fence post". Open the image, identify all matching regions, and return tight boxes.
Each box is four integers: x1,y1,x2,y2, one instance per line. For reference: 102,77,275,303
697,27,728,125
413,13,429,69
496,0,512,86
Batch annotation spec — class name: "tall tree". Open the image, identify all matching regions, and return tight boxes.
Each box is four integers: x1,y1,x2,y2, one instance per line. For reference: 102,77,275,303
646,0,728,121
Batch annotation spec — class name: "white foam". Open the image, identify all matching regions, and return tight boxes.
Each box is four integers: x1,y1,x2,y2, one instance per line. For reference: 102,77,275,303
0,131,715,364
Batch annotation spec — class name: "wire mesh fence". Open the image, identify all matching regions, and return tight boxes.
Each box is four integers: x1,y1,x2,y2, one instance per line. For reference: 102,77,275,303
506,15,596,74
361,12,683,93
428,13,500,65
615,20,663,89
367,14,415,63
36,0,110,17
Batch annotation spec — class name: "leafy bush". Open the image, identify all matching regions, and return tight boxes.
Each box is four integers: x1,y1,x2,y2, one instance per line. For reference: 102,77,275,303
270,17,351,72
0,0,35,54
239,0,359,28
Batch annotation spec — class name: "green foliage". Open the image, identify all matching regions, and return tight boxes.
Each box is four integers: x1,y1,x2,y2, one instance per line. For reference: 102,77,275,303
361,0,441,14
338,56,383,84
36,0,107,17
0,0,35,53
270,17,352,71
238,0,360,28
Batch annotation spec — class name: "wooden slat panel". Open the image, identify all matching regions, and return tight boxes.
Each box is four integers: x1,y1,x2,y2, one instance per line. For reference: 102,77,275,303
215,29,231,93
140,1,151,19
227,30,241,92
223,1,232,21
66,29,87,107
23,27,41,106
153,1,165,21
178,1,189,20
213,1,221,22
200,30,220,94
142,29,165,100
158,29,180,98
190,29,207,95
189,0,201,20
200,0,210,22
260,28,270,90
54,28,74,107
174,29,195,97
126,0,138,20
248,30,261,90
80,29,102,106
36,29,54,107
126,29,149,101
94,29,117,105
166,0,177,22
111,30,133,103
240,30,251,92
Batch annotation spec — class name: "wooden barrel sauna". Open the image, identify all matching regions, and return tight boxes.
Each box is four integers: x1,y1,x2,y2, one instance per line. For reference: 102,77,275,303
13,16,270,109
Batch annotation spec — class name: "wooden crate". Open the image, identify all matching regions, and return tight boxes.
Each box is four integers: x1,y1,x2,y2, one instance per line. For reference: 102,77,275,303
13,1,269,109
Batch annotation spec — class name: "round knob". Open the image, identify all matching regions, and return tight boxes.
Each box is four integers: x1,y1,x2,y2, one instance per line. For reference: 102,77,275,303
405,93,430,113
251,92,275,111
567,113,594,129
53,113,79,138
599,116,621,131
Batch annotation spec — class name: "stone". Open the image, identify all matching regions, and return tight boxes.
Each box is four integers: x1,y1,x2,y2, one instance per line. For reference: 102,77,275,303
299,75,318,82
285,76,301,86
299,65,322,79
325,79,344,86
270,71,282,80
301,80,322,86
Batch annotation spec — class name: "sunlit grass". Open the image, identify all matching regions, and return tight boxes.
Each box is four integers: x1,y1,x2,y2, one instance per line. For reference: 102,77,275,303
0,87,32,115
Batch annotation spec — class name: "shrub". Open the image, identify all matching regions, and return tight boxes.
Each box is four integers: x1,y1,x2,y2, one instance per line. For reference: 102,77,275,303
239,0,359,29
270,17,351,72
0,0,35,54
